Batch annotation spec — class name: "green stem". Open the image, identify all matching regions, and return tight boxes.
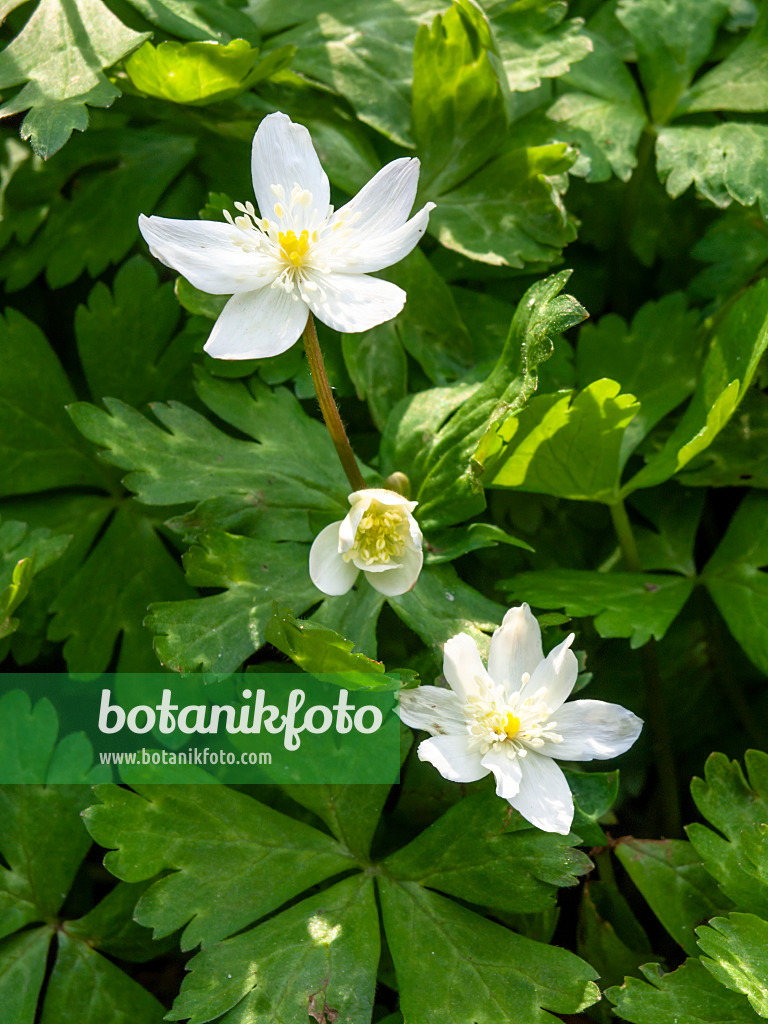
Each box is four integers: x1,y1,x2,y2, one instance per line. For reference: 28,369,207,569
302,312,366,492
610,498,682,837
609,500,642,572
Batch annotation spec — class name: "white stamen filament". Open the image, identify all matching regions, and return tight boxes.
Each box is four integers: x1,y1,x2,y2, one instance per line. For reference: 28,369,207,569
464,685,563,758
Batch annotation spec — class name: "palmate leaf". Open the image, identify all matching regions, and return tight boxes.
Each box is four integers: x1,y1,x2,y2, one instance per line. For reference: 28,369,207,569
656,123,768,219
546,29,645,183
615,838,730,956
577,878,653,996
84,784,355,951
146,531,319,673
702,494,768,675
266,1,580,269
607,958,764,1023
167,876,380,1024
48,505,193,672
0,309,104,496
504,569,694,647
124,0,260,42
480,0,592,93
616,0,730,123
38,934,165,1024
287,782,396,864
1,263,216,672
690,205,768,304
124,39,294,105
428,143,578,268
687,750,768,916
475,378,640,503
697,913,768,1016
69,369,350,541
382,271,587,531
0,0,149,158
676,6,768,115
379,880,600,1024
680,389,768,489
623,278,768,496
0,127,195,290
265,602,389,679
412,2,507,197
269,0,445,146
69,363,358,672
607,750,768,1022
576,293,703,455
75,256,196,409
411,1,578,267
342,249,475,430
86,777,598,1024
546,88,646,183
0,517,69,642
389,562,504,661
0,692,164,1023
383,791,592,913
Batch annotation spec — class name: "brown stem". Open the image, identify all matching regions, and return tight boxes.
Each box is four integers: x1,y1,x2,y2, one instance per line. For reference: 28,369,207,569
302,312,366,492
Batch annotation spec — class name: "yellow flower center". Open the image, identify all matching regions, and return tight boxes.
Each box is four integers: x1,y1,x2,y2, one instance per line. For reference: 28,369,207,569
502,713,520,739
346,507,408,567
279,229,310,267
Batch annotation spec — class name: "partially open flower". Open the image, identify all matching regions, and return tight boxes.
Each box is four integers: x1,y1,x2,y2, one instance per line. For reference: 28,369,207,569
309,488,423,597
397,604,643,834
139,111,434,360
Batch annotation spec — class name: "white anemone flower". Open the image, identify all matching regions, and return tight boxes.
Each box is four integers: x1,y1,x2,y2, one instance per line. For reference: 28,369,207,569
310,488,423,597
138,112,435,360
397,604,643,834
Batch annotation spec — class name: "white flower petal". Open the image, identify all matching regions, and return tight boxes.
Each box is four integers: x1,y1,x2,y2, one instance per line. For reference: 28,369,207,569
417,734,489,783
508,750,574,835
251,112,330,230
396,685,467,735
364,544,423,596
487,603,544,695
305,272,406,334
138,214,277,294
520,633,578,711
309,522,359,596
331,157,420,242
346,488,417,513
480,747,523,801
338,502,368,552
203,286,309,360
538,700,643,761
324,203,435,274
443,632,493,703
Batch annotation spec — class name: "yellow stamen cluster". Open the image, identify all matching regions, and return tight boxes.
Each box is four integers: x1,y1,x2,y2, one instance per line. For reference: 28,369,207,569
465,690,562,756
503,712,521,739
346,507,408,567
279,229,310,267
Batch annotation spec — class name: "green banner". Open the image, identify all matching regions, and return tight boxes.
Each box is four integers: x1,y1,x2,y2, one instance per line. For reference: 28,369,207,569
0,673,401,784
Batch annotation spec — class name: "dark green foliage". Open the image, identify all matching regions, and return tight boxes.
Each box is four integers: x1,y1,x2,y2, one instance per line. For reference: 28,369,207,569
3,0,768,1018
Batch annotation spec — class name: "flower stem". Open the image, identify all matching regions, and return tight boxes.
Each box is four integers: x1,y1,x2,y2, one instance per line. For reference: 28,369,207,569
609,498,682,837
609,500,642,573
302,312,366,492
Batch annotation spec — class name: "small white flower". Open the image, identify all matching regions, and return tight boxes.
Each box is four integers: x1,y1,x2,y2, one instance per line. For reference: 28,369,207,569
138,112,435,360
310,488,423,597
397,604,643,835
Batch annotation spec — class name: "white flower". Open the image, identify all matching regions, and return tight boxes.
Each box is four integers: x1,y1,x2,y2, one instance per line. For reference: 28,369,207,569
310,488,423,597
397,604,643,835
138,112,435,360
